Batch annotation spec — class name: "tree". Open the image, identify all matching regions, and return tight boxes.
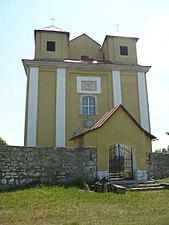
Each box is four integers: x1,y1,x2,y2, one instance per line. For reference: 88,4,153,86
0,137,7,146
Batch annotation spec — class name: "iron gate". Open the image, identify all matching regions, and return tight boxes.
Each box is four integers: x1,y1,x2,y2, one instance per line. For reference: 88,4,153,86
109,144,133,179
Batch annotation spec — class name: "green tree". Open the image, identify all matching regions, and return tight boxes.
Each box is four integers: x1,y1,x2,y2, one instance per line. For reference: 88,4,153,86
0,137,7,146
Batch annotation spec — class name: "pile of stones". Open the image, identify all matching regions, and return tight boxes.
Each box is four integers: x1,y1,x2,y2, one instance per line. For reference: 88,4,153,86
91,182,126,194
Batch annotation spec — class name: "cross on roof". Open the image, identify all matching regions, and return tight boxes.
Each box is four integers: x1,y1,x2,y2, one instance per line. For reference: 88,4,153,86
50,17,55,25
116,24,119,33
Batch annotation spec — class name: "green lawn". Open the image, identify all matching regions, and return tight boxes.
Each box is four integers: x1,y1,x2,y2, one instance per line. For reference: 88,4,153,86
0,180,169,225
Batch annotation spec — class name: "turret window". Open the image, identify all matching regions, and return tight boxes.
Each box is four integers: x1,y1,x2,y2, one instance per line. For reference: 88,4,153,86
120,46,128,55
46,41,55,51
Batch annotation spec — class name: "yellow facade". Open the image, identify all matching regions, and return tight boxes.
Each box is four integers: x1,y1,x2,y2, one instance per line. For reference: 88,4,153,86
120,71,140,123
101,35,138,64
35,28,69,59
69,34,102,60
66,70,113,147
23,25,155,180
75,107,152,172
37,69,56,146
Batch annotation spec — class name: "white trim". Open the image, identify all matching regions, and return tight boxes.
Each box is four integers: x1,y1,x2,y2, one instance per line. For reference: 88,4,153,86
137,72,150,131
77,76,101,94
112,71,122,106
56,68,66,147
27,67,39,146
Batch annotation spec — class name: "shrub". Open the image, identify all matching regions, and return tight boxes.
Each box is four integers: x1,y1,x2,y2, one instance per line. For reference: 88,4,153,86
0,137,7,146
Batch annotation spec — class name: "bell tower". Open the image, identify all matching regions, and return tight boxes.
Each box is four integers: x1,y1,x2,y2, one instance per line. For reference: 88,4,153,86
34,25,69,60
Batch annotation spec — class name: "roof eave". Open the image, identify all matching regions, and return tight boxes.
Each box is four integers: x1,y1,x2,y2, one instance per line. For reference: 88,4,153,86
22,59,29,76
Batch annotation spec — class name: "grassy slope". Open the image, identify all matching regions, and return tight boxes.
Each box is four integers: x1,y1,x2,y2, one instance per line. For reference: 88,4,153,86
0,182,169,225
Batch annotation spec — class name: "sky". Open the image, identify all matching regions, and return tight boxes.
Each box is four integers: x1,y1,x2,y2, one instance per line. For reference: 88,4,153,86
0,0,169,150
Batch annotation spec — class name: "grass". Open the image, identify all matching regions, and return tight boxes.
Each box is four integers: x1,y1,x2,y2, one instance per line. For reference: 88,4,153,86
0,179,169,225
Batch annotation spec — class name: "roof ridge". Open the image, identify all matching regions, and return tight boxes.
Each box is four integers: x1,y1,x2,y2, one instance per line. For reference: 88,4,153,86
89,106,119,130
37,25,67,33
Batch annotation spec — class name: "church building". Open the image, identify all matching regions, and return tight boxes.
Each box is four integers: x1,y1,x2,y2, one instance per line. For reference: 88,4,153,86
22,25,156,180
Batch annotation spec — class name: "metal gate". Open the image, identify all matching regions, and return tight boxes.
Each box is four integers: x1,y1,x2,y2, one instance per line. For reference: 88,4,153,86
109,144,133,179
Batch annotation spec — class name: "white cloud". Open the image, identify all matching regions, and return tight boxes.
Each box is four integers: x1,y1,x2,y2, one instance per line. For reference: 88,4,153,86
138,10,169,69
147,81,168,103
137,10,169,150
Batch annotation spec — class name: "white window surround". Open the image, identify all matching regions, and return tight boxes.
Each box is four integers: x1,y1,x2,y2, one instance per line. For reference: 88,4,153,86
80,95,99,116
77,76,101,94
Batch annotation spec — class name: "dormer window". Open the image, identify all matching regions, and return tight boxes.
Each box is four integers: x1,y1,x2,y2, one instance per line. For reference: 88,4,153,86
46,41,55,51
120,46,128,56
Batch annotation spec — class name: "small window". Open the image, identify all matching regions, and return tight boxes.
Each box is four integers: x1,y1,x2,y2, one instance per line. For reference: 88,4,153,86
81,96,96,116
46,41,55,51
120,46,128,55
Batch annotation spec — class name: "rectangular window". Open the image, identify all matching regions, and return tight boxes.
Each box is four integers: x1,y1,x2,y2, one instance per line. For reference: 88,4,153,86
82,96,96,116
120,46,128,55
47,41,55,51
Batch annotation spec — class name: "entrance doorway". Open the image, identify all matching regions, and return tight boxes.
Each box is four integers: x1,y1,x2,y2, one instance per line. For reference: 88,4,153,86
109,144,133,179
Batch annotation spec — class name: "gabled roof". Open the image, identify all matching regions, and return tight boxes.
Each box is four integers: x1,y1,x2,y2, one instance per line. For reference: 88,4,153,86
34,25,69,37
69,104,157,141
70,33,101,47
39,25,65,32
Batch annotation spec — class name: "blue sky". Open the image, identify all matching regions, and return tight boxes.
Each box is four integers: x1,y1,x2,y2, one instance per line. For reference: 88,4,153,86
0,0,169,150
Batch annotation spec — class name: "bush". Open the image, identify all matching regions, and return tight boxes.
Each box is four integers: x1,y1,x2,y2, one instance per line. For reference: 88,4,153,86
0,137,7,146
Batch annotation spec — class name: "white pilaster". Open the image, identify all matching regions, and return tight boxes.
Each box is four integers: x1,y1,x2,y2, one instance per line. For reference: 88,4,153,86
27,67,39,146
56,68,66,147
137,72,150,131
112,71,122,106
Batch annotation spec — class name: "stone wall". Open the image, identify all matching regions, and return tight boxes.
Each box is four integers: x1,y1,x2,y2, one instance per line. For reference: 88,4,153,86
0,146,97,190
147,152,169,179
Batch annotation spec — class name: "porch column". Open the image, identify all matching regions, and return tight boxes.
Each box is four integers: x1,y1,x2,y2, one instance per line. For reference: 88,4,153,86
56,68,66,147
27,67,39,146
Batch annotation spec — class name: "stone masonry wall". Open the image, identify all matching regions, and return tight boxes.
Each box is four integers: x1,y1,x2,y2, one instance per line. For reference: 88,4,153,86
0,146,97,190
147,153,169,179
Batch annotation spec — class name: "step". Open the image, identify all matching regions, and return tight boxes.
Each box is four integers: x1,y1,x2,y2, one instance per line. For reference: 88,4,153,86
109,179,167,191
122,182,162,188
128,185,165,192
109,179,157,186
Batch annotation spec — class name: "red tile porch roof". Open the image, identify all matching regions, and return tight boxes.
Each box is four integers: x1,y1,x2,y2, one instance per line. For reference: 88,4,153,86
69,104,157,141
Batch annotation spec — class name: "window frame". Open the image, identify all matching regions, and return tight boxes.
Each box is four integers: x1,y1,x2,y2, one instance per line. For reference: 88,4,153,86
46,41,56,51
120,46,128,56
80,95,98,116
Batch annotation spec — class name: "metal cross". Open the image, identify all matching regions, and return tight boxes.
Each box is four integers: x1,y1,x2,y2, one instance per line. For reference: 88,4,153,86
116,24,119,33
51,17,55,25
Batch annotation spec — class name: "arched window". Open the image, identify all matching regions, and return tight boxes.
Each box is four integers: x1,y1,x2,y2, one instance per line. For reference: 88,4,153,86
81,96,97,116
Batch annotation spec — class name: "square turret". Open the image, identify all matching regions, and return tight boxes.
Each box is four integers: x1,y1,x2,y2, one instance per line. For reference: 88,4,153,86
34,25,69,60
